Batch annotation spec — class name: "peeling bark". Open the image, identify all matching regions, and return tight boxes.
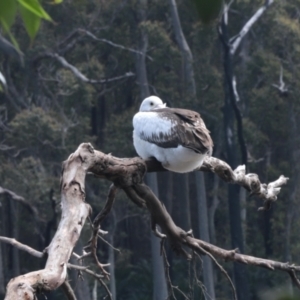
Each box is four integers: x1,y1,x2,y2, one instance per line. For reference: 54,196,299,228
4,144,92,300
3,144,291,299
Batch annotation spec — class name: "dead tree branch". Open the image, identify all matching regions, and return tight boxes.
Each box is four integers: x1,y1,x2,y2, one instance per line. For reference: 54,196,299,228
146,156,288,211
79,29,153,60
0,186,41,218
0,237,44,258
229,0,274,55
88,184,119,278
4,144,92,300
47,52,134,84
60,281,77,300
3,143,291,299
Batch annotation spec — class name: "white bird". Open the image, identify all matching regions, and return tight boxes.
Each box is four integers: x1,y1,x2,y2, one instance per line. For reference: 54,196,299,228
133,96,213,173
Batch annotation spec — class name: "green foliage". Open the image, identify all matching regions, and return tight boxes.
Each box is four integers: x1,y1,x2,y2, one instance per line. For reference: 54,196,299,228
1,0,300,298
192,0,223,24
0,0,53,44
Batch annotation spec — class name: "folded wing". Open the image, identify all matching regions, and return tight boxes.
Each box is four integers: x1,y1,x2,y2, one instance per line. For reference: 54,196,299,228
135,108,213,155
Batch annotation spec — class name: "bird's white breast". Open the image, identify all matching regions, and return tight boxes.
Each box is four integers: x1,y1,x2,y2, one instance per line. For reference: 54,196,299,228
133,111,206,173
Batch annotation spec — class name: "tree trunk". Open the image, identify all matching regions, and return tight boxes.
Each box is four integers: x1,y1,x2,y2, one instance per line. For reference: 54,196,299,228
8,198,20,278
147,173,168,300
168,0,215,296
173,174,191,231
135,1,168,298
220,14,250,300
70,243,92,300
223,63,250,299
92,280,97,300
108,215,117,300
196,172,215,299
168,0,195,97
0,201,5,297
208,175,219,246
283,100,299,295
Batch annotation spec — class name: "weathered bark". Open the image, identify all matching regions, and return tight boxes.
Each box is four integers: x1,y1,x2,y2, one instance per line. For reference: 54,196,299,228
4,144,91,300
147,157,288,211
2,143,291,299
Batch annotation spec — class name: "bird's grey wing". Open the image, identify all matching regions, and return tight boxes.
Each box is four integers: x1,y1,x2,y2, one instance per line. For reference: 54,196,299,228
133,111,181,149
153,108,213,154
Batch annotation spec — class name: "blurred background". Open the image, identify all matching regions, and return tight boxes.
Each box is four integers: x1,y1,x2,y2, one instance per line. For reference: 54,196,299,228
0,0,299,299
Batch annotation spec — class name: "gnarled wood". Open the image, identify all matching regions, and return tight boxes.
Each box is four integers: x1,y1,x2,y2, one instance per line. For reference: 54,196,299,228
4,144,92,300
3,143,292,299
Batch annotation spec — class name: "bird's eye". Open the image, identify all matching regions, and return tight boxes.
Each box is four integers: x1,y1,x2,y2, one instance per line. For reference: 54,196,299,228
150,102,154,106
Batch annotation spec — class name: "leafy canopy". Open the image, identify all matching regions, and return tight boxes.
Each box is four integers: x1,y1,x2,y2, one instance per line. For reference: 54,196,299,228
0,0,58,42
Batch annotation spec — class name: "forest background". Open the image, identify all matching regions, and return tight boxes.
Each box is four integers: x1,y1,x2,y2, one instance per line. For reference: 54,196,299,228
0,0,299,299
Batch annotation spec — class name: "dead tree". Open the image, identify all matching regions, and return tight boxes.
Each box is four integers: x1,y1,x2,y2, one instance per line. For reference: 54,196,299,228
2,143,294,300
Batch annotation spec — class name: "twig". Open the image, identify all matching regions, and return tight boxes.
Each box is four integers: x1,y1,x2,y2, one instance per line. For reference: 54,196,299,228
80,29,153,61
48,52,134,84
97,234,120,253
0,186,41,219
0,236,44,258
195,248,237,300
89,184,119,278
61,281,77,300
162,247,177,300
229,0,274,55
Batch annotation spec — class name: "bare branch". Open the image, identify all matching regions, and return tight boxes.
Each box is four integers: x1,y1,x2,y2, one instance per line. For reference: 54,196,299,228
195,247,237,300
67,262,112,300
0,236,44,258
145,156,288,210
60,281,77,300
0,186,41,219
47,52,134,84
79,29,153,60
272,65,289,95
5,144,92,300
88,184,118,277
3,143,291,299
230,0,274,55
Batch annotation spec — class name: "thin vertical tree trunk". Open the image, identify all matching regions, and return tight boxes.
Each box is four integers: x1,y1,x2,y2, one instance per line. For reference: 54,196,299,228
173,174,191,231
208,175,219,246
70,243,92,300
147,173,168,300
221,30,249,293
92,280,97,300
217,1,277,295
108,214,117,300
135,1,168,298
1,198,8,284
0,200,5,296
196,172,215,299
8,199,20,277
168,0,215,297
283,99,299,295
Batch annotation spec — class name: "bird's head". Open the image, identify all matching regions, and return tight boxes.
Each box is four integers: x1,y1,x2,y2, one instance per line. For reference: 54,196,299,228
139,96,166,112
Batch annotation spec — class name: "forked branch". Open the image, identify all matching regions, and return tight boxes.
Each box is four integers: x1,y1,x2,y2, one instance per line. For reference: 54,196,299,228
3,143,292,299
